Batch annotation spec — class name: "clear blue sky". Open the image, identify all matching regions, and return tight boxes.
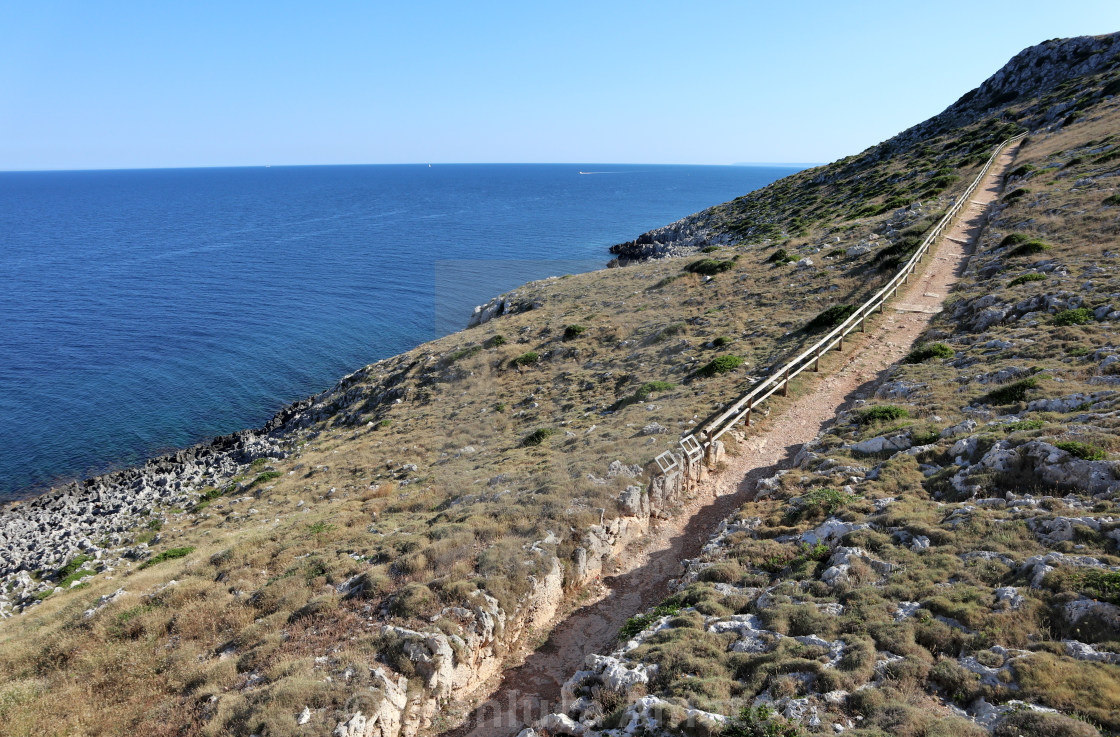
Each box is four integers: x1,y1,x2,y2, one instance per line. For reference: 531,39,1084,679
1,1,1118,170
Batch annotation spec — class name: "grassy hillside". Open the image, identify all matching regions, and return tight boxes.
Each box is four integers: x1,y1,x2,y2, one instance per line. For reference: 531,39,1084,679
2,32,1119,737
542,38,1120,737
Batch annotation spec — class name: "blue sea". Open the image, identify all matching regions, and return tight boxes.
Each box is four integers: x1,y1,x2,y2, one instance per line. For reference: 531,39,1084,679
0,164,798,500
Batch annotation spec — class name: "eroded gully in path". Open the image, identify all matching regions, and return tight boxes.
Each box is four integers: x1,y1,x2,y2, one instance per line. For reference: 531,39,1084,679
439,141,1022,737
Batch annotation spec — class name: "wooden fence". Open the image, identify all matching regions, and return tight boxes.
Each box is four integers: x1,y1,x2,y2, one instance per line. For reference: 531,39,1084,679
654,133,1025,475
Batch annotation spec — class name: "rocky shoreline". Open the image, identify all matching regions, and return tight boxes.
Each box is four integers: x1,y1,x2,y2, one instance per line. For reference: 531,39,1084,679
0,396,312,618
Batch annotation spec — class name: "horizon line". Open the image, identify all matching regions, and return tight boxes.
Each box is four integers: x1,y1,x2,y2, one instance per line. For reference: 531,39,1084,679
0,161,821,174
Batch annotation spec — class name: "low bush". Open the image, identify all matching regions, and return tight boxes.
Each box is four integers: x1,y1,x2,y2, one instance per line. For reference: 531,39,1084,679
140,546,195,569
193,485,225,511
722,705,804,737
980,377,1038,405
447,344,482,363
857,405,909,424
800,487,857,515
1104,193,1120,206
1054,440,1107,461
903,342,953,363
612,380,675,410
695,355,744,378
1003,419,1045,432
685,258,736,276
562,324,586,340
700,245,719,253
712,336,730,347
521,428,555,447
1004,187,1031,201
767,249,796,264
806,304,856,331
484,334,507,347
246,471,282,490
1007,240,1052,258
619,599,683,640
1008,272,1046,287
1053,308,1094,326
911,427,941,446
999,233,1031,247
511,351,540,367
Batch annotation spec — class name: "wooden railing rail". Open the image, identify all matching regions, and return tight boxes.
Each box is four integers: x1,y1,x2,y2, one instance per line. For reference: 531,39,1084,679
669,133,1024,460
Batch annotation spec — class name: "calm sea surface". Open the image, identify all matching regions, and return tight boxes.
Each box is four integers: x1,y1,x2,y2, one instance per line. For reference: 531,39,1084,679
0,164,798,499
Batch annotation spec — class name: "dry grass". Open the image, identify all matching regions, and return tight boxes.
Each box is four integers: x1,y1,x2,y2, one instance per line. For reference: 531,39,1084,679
5,54,1120,737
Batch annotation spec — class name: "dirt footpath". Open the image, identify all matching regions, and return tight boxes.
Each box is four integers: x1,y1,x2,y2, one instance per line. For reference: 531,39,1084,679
438,141,1021,737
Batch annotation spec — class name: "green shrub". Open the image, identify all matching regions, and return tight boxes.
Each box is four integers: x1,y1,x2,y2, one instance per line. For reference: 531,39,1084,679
1063,568,1120,604
800,487,857,514
722,705,805,737
140,547,195,569
511,351,540,367
193,485,225,511
685,258,736,276
806,304,856,331
656,322,687,340
55,554,94,581
1004,187,1031,201
1007,240,1051,258
612,380,676,410
56,554,96,587
619,599,683,640
1008,272,1046,287
712,336,730,347
521,428,555,447
857,405,909,425
999,233,1031,247
636,380,675,399
911,427,941,446
1003,419,1044,432
447,344,482,362
1103,193,1120,206
246,471,282,489
562,324,587,340
1006,164,1035,179
903,342,953,363
484,334,507,348
649,274,680,290
1054,441,1106,461
1053,308,1094,326
695,355,744,378
826,248,847,258
701,245,720,253
767,248,796,264
981,377,1038,405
